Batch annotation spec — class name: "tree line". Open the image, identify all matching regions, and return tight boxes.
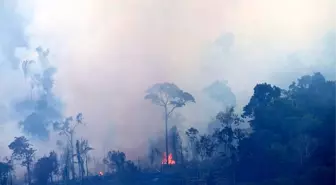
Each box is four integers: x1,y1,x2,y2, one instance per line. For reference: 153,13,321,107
1,71,334,185
146,72,334,185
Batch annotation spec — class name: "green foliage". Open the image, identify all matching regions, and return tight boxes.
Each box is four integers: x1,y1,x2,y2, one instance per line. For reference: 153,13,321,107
237,72,335,185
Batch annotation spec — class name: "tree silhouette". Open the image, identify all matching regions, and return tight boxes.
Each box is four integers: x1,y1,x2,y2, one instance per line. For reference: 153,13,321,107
0,160,12,185
196,134,216,160
148,145,160,167
75,139,93,180
145,83,195,164
33,151,58,185
104,151,126,173
8,136,36,185
53,113,84,180
169,126,183,163
79,139,93,177
186,127,200,160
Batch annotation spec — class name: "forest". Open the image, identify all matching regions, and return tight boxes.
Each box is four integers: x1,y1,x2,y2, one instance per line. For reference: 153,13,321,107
0,49,334,185
0,0,335,184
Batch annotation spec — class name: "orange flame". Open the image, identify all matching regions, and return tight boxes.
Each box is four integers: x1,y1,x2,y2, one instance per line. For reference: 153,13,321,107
161,152,176,165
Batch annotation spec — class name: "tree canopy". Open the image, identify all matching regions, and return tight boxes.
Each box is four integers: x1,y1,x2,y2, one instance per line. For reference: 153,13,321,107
1,72,334,185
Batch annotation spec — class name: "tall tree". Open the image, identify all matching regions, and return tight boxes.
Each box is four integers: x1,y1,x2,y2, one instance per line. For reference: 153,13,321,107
75,139,93,179
75,140,84,181
48,151,59,183
8,136,36,185
53,113,84,179
214,107,242,156
79,140,93,177
145,83,195,164
213,107,244,185
60,147,71,183
186,127,200,160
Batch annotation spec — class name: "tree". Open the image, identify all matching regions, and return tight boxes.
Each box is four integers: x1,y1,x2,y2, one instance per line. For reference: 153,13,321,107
186,127,200,160
237,73,335,185
53,113,84,180
33,151,58,185
48,151,59,182
214,107,242,156
79,140,94,177
196,134,216,160
8,136,36,185
145,83,195,165
238,82,296,183
169,126,183,163
104,151,126,173
60,147,71,183
144,83,195,165
75,140,84,180
124,160,138,173
208,107,244,185
148,145,160,167
0,160,12,185
75,139,93,179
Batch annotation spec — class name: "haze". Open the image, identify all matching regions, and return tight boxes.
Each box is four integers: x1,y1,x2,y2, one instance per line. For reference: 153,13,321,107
0,0,335,159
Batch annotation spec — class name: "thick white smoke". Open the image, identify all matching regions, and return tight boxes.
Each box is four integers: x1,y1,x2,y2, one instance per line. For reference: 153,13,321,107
0,0,335,160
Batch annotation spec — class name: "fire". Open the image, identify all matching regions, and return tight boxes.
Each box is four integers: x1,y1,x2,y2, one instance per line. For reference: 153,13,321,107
161,152,176,165
98,171,104,176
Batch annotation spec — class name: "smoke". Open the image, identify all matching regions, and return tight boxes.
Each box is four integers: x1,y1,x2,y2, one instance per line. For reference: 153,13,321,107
0,0,335,159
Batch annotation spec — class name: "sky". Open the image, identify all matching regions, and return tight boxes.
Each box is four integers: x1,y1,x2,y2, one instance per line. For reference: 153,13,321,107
0,0,335,160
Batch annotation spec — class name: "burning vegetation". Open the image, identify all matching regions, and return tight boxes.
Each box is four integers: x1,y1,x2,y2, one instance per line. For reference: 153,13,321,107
161,152,176,165
0,73,333,185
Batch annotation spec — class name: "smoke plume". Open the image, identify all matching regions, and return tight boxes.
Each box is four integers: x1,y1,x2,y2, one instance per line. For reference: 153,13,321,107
0,0,335,159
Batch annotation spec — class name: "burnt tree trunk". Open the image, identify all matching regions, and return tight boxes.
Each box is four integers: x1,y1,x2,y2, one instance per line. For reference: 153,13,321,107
164,106,169,165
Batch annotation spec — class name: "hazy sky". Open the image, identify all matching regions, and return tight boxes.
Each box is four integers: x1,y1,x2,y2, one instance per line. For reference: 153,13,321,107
0,0,335,159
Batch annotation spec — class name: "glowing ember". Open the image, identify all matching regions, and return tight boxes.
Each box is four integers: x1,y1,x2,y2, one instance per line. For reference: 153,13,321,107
98,171,104,176
161,152,176,165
